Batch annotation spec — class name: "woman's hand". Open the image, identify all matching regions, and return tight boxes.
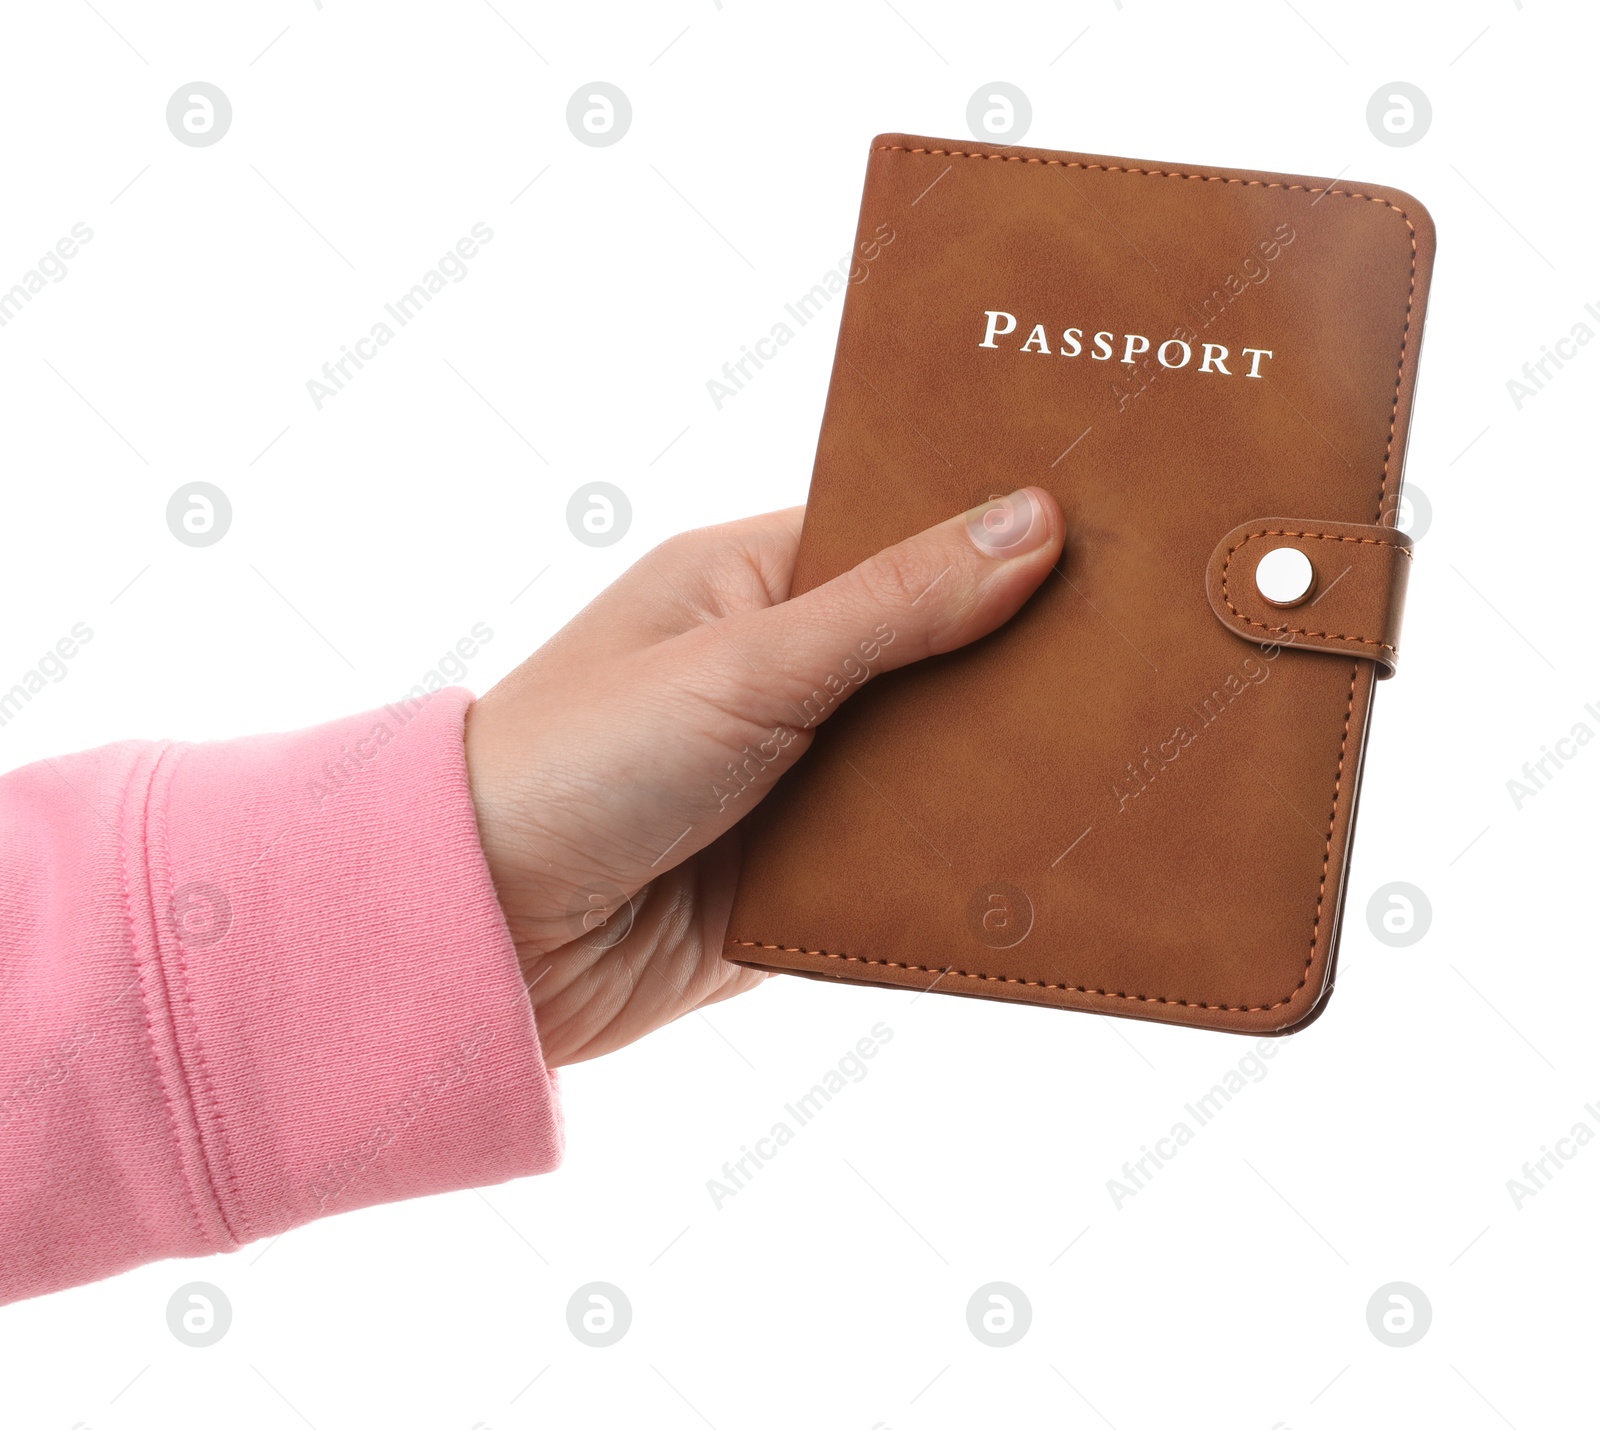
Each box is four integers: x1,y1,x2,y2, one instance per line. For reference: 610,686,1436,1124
463,488,1063,1066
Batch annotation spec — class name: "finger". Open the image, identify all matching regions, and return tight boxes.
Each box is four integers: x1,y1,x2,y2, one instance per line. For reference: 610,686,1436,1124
508,507,805,685
693,964,768,1012
716,486,1062,726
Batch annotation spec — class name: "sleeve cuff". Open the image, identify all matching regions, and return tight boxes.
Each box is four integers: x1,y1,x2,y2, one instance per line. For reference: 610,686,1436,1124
137,686,562,1247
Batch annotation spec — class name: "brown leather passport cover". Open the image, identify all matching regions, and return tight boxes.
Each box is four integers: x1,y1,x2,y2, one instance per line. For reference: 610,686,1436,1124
725,133,1435,1034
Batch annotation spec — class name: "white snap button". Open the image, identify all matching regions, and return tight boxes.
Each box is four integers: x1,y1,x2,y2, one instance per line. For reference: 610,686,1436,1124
1255,545,1315,606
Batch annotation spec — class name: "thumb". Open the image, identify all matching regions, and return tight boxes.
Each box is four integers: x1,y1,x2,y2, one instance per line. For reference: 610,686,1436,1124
727,486,1063,725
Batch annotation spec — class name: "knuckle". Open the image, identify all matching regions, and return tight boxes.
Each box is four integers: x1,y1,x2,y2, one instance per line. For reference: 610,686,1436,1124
849,542,936,612
650,528,703,566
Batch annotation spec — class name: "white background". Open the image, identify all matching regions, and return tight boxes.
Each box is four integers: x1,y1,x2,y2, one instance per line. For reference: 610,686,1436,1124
0,1,1593,1426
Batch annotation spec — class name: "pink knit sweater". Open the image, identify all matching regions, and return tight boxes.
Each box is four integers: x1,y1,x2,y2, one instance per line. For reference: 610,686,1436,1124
0,689,562,1305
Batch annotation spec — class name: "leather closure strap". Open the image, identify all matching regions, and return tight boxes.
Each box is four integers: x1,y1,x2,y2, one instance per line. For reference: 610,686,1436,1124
1204,517,1413,678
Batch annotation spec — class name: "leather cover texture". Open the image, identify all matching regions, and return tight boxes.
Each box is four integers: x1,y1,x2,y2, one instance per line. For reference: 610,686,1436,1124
725,133,1435,1034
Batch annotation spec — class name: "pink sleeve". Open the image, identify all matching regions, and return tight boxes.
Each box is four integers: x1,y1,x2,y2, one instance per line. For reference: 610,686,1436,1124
0,688,561,1305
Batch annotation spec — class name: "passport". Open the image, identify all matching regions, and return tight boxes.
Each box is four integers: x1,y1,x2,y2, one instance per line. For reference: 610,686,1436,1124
725,133,1436,1034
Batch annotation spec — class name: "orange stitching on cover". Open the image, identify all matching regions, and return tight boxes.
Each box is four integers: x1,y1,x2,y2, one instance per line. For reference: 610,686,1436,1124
729,940,1294,1012
737,145,1419,1018
1218,528,1408,651
869,144,1418,223
1307,668,1360,1012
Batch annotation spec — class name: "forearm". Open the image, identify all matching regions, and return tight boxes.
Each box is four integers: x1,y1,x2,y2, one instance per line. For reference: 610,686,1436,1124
0,688,560,1305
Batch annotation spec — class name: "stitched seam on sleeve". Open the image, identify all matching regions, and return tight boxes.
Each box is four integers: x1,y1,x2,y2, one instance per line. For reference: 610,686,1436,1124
147,741,250,1246
116,741,208,1246
736,145,1420,1016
